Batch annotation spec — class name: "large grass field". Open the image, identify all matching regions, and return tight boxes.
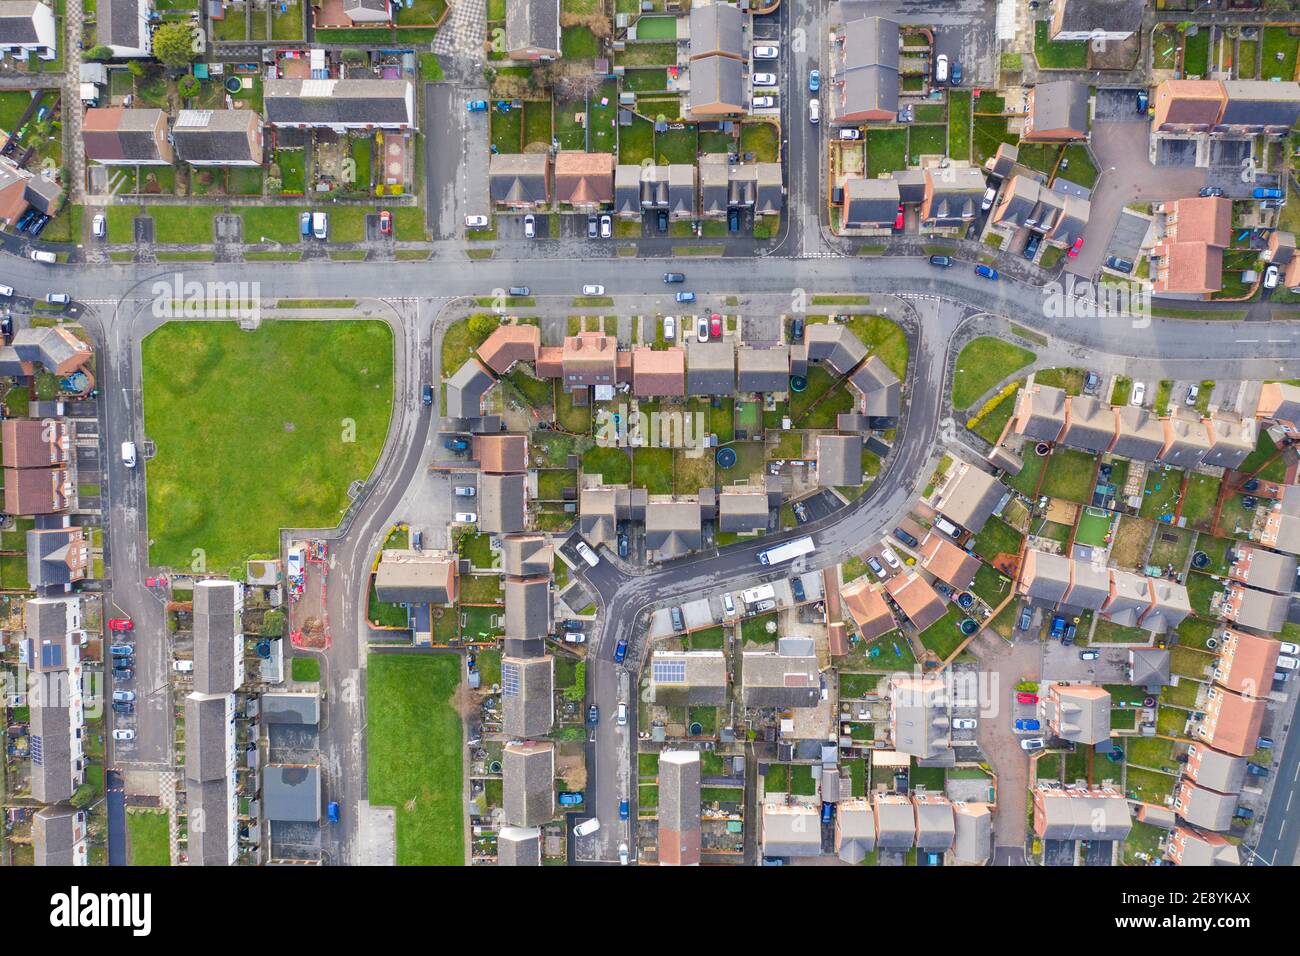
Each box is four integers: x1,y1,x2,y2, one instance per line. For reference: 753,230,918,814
951,336,1034,410
367,653,464,865
142,321,393,570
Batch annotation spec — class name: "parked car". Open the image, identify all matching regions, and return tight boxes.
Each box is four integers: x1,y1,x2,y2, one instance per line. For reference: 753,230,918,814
45,292,70,304
1246,763,1270,778
1023,233,1042,260
92,213,106,238
618,842,629,866
657,210,668,231
838,128,862,140
1017,606,1032,631
412,530,423,551
563,633,586,644
108,618,134,632
934,54,949,84
696,315,710,343
728,208,740,232
790,317,804,341
582,284,605,296
752,95,776,109
453,512,477,523
1016,692,1038,705
1185,384,1200,406
722,593,736,618
1280,641,1299,656
112,667,134,680
113,728,136,742
29,214,49,237
111,701,134,715
614,638,628,663
949,61,962,85
173,660,193,673
808,69,820,92
674,291,696,304
587,215,598,238
574,818,600,837
1258,737,1275,749
327,802,340,823
928,255,952,268
464,214,489,228
444,437,469,451
1130,381,1146,406
752,73,777,87
1253,187,1283,200
893,204,904,230
1014,718,1041,732
974,264,998,280
558,791,585,806
670,606,685,631
710,313,722,338
617,702,628,725
1020,737,1045,751
753,45,778,59
867,556,887,579
892,527,918,548
662,315,677,340
1067,236,1084,258
30,250,56,264
110,644,134,658
508,286,530,296
663,272,685,283
880,546,901,570
980,185,998,211
600,215,612,238
575,541,600,567
1105,255,1134,273
378,210,392,236
561,619,584,633
1198,186,1224,198
953,718,977,730
300,211,312,236
523,213,536,238
1080,649,1100,661
422,384,433,406
619,798,630,820
112,690,136,703
1264,264,1280,289
467,100,488,112
808,97,820,124
793,501,809,523
145,576,168,588
312,211,328,240
587,704,600,725
791,577,806,602
1136,89,1149,112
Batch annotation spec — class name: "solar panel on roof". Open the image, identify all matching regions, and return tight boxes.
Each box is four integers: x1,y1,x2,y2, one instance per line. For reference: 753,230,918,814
502,662,520,698
652,659,685,684
40,643,64,669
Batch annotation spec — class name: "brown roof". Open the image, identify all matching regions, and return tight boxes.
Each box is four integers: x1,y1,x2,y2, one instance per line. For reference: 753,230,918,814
3,466,68,514
1153,79,1226,129
1,419,68,468
475,434,528,473
536,346,563,378
841,579,894,641
554,151,615,205
477,324,540,374
885,572,948,631
631,347,685,397
1214,628,1281,699
1167,196,1231,245
919,533,982,590
561,332,618,386
1198,687,1265,757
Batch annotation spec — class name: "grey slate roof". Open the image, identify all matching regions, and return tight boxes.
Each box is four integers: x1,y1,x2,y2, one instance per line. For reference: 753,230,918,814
816,433,863,487
686,340,736,395
504,576,551,641
873,796,916,848
717,487,769,532
645,500,703,558
1177,782,1237,832
505,0,560,54
501,534,553,577
740,651,820,709
489,152,551,204
98,0,149,51
261,692,321,726
193,579,241,696
1188,745,1247,794
1129,648,1172,688
843,177,900,227
849,355,901,418
480,472,528,534
0,1,51,44
658,750,702,866
1035,787,1132,841
649,650,728,706
33,806,83,866
263,79,414,128
264,764,322,822
688,0,742,58
835,800,876,863
889,676,950,760
761,802,822,857
933,463,1005,534
736,345,790,392
1220,80,1300,129
374,550,456,605
804,323,868,376
172,110,260,164
913,797,956,850
497,827,543,865
834,17,900,121
502,655,554,737
29,672,72,804
1028,80,1090,138
187,778,235,866
1060,395,1115,453
952,802,992,864
26,527,84,592
185,692,232,784
1111,405,1166,461
503,741,555,828
445,358,494,419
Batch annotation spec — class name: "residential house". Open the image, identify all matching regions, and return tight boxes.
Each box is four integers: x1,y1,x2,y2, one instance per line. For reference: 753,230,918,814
1228,546,1296,595
193,580,244,697
699,153,783,217
659,750,702,866
717,487,770,533
3,461,70,515
25,598,85,805
835,800,876,863
873,794,916,850
2,418,68,469
761,801,822,857
478,325,541,375
554,151,614,210
1201,411,1256,470
1019,549,1105,610
1014,383,1067,443
735,345,789,393
0,0,56,59
488,152,552,208
919,164,985,230
0,157,61,229
374,550,457,605
1254,381,1300,432
497,827,543,866
1167,826,1241,866
635,163,698,220
1184,742,1247,795
578,486,646,548
1045,683,1111,746
171,109,264,167
687,54,745,118
740,649,820,709
1110,405,1167,461
1195,685,1265,757
5,326,92,376
1159,408,1212,469
444,358,494,421
1222,583,1289,634
887,675,951,760
555,331,617,391
685,340,736,395
185,691,238,865
1154,79,1300,137
918,532,981,591
688,0,742,60
501,534,552,578
26,526,89,594
1151,196,1231,298
913,793,956,851
991,177,1089,250
951,802,992,865
97,0,153,55
1265,230,1295,266
83,107,172,165
840,177,900,230
649,650,728,706
341,0,392,25
476,433,528,474
32,806,87,866
501,655,554,738
263,764,323,826
841,579,895,642
263,79,416,131
1174,780,1238,833
885,572,948,632
644,499,703,560
480,473,528,534
1260,485,1300,556
1102,568,1155,627
1032,785,1132,842
816,434,863,488
848,355,901,423
1049,0,1144,41
931,461,1005,534
502,740,555,828
504,575,551,641
804,324,867,377
632,346,686,398
1022,81,1090,142
1059,395,1115,453
1128,647,1172,689
829,17,900,124
504,0,560,59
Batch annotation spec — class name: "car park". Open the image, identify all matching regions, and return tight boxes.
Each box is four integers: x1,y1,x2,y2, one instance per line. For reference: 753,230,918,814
663,272,685,283
808,69,820,92
1020,738,1045,751
524,214,536,238
928,255,952,268
1014,718,1041,731
974,264,998,280
752,73,777,86
582,284,605,296
753,45,778,59
892,527,918,548
697,316,709,343
953,718,977,730
464,214,489,228
1080,649,1100,661
600,215,612,238
614,638,628,663
752,95,775,109
1130,381,1146,406
838,128,862,140
867,556,886,579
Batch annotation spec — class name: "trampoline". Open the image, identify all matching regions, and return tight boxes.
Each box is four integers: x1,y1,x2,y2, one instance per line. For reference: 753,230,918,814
789,375,808,392
1190,551,1209,569
224,77,243,93
716,446,737,468
959,618,978,636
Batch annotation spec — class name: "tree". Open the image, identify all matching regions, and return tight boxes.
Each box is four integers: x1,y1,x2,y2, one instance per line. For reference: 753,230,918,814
71,783,96,810
178,74,200,98
261,609,285,638
127,60,146,78
84,45,113,62
152,21,199,68
468,313,499,340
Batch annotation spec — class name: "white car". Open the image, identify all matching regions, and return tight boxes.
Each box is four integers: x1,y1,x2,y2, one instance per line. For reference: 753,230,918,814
838,128,862,140
1130,381,1146,406
662,315,676,341
1020,737,1045,751
173,659,194,673
582,284,605,296
752,73,777,87
981,186,997,211
92,213,106,238
563,633,586,644
722,593,736,619
953,718,978,730
1278,655,1299,671
523,213,536,238
1264,264,1280,289
600,214,612,238
1280,641,1299,656
454,512,478,523
752,95,775,109
464,215,489,228
880,546,901,570
454,486,477,497
574,817,600,837
753,45,779,60
617,702,628,725
575,541,600,567
0,284,12,297
112,729,136,741
934,53,949,84
697,315,709,342
1185,384,1199,406
809,98,820,124
618,842,630,865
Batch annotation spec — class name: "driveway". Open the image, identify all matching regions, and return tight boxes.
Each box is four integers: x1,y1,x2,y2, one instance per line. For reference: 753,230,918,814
1069,122,1208,279
1042,640,1128,683
424,83,488,240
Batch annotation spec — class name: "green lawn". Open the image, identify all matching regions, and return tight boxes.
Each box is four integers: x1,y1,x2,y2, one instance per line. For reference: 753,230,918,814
1040,449,1097,504
740,122,779,163
971,517,1023,563
918,607,968,660
368,654,464,865
632,446,674,494
1261,26,1297,81
127,810,170,866
1238,431,1289,483
1182,28,1210,77
1139,467,1183,522
1181,473,1220,529
951,337,1035,410
142,322,392,570
1034,19,1088,70
947,90,971,162
865,127,907,177
582,444,632,484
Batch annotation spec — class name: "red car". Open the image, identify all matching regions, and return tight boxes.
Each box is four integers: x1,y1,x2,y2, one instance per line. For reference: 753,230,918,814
710,314,722,338
145,576,168,588
1068,236,1084,258
108,618,134,632
893,204,905,230
1016,692,1038,705
378,210,392,236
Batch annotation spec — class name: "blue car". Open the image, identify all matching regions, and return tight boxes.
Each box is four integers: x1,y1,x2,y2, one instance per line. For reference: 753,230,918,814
1015,718,1041,732
675,291,696,303
467,100,488,112
1050,615,1066,639
614,638,628,664
808,69,820,93
974,264,999,280
619,799,629,820
1252,187,1283,200
558,791,585,806
327,802,339,824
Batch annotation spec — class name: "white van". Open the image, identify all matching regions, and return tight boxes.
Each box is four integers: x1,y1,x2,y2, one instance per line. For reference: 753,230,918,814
173,660,194,673
30,249,56,264
934,54,949,85
573,817,600,837
1277,655,1299,671
575,541,600,567
934,516,960,538
121,441,137,468
312,211,328,240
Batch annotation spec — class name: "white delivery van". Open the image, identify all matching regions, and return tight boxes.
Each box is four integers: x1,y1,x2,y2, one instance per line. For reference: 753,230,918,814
312,212,328,240
573,817,601,837
121,441,137,468
575,541,600,567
